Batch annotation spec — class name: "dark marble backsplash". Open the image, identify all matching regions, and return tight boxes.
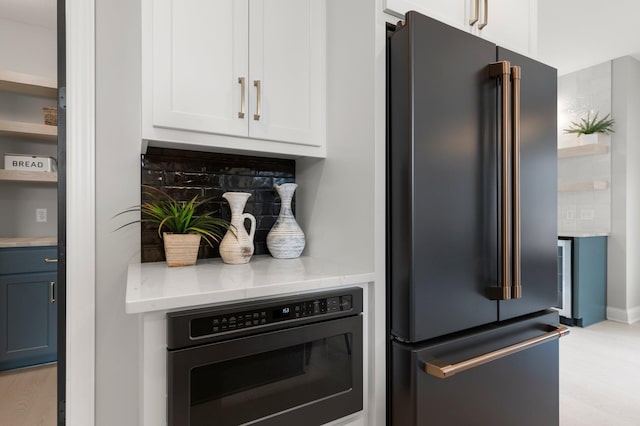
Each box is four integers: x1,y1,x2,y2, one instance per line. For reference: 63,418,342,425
141,147,295,263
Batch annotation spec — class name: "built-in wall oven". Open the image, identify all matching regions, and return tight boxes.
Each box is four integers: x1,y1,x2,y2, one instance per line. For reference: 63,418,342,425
166,288,363,426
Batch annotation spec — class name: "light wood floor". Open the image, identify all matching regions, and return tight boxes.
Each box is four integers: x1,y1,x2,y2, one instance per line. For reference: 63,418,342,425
0,323,636,426
0,364,56,426
560,320,640,426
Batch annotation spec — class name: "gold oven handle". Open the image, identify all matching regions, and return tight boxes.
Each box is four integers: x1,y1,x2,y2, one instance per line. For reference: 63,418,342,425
511,66,522,299
425,325,569,379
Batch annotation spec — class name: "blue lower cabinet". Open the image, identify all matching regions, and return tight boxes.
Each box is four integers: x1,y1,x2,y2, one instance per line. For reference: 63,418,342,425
572,237,607,327
0,247,57,371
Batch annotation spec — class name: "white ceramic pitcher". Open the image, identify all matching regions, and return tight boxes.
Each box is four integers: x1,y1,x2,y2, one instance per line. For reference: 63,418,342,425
219,192,256,264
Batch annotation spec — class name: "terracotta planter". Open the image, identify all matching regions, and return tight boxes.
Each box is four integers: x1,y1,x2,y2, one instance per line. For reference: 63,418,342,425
162,232,201,267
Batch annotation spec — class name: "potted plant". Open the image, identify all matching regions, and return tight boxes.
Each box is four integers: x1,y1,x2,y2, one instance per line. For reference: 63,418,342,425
116,186,230,267
564,112,615,145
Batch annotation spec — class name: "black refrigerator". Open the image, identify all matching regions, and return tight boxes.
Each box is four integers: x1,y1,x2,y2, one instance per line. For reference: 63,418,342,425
387,11,568,426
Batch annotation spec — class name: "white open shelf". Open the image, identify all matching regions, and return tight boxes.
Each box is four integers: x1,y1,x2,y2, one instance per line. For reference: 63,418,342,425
558,143,609,159
0,170,57,183
0,69,57,98
0,120,57,141
558,180,609,192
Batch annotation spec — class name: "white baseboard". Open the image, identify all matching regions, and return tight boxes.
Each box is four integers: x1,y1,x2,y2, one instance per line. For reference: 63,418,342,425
629,306,640,324
607,306,640,324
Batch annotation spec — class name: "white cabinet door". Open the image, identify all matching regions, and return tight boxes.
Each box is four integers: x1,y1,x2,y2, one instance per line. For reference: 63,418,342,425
474,0,537,55
150,0,249,137
383,0,466,30
248,0,325,147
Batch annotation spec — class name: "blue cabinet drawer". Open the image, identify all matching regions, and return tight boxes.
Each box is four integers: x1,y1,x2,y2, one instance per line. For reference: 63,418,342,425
0,247,58,275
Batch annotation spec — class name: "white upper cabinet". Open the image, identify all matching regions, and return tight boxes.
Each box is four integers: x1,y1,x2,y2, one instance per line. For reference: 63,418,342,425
383,0,536,56
248,0,325,146
142,0,326,158
383,0,467,29
151,0,249,137
472,0,537,55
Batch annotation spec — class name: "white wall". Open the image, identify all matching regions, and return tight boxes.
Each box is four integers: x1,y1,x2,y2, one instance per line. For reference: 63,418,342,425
557,61,611,235
538,0,640,75
0,18,57,77
609,56,640,324
297,0,375,271
0,17,57,237
95,0,141,424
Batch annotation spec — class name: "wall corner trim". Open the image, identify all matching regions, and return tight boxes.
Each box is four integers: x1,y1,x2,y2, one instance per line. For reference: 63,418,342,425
66,0,96,423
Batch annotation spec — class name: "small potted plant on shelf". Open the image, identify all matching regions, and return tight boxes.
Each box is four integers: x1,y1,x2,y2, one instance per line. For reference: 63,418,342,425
564,112,615,145
116,186,230,267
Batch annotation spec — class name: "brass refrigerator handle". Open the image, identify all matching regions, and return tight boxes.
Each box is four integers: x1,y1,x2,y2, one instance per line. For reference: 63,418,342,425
425,325,569,379
50,281,56,304
488,61,511,301
511,66,522,299
469,0,479,26
253,80,261,121
478,0,488,29
238,77,246,119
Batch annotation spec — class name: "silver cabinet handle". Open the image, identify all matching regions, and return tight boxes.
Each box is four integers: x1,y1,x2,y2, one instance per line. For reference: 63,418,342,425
478,0,488,29
253,80,261,121
488,61,512,301
425,325,569,379
50,281,56,304
44,258,58,263
469,0,479,25
511,66,522,299
238,77,246,119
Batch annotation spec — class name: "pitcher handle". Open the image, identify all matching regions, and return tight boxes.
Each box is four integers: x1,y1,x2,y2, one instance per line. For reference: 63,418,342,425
243,213,256,241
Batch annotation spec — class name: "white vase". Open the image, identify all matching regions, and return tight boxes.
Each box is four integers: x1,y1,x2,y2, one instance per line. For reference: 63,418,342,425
219,192,256,264
267,183,305,259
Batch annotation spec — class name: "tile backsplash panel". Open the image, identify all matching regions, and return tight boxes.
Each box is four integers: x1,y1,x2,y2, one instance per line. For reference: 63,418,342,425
557,61,611,234
141,147,295,263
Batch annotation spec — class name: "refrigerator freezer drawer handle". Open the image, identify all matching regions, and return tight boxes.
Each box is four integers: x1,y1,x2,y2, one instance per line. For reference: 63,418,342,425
424,325,569,379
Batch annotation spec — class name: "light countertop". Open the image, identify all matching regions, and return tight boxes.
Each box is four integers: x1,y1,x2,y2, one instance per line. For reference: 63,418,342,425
558,232,609,238
126,255,375,314
0,237,57,248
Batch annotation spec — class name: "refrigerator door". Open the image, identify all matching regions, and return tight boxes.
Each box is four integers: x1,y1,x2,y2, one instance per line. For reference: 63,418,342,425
496,47,557,321
388,11,498,343
391,310,560,426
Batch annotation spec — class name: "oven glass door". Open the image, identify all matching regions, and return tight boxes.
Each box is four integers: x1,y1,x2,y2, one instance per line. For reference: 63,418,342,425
168,315,363,426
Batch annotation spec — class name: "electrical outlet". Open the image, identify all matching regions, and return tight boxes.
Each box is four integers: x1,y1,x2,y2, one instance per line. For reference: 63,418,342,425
579,209,595,220
566,210,576,220
36,208,47,223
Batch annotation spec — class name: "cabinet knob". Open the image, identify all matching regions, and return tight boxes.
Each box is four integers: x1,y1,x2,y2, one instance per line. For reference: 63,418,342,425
238,77,246,119
469,0,479,26
478,0,488,29
253,80,262,121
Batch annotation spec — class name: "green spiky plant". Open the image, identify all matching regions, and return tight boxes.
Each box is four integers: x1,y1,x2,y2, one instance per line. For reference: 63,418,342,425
564,112,615,136
115,185,230,247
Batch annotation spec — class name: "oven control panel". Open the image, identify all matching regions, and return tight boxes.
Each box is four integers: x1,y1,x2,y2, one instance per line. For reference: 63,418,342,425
168,288,363,348
190,294,354,339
